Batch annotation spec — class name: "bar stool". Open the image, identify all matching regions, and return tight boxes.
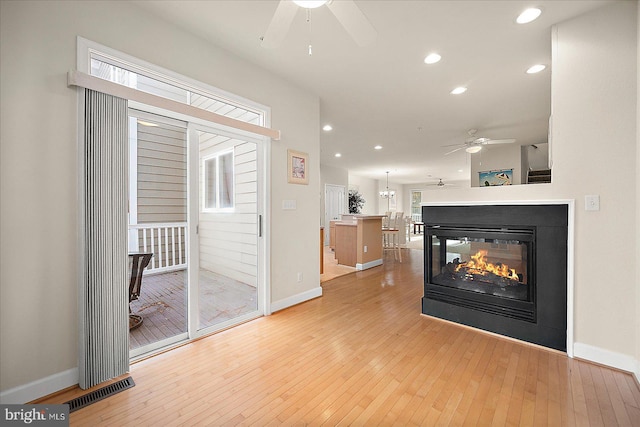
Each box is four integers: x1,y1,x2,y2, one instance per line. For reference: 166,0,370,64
382,213,402,262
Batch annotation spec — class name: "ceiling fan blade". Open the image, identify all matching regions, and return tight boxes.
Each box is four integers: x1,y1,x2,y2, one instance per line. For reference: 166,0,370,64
485,138,516,145
440,142,466,148
444,146,466,155
261,0,299,49
326,0,377,47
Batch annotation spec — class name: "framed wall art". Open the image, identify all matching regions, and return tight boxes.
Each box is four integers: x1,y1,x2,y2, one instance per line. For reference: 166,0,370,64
479,168,513,186
287,149,308,185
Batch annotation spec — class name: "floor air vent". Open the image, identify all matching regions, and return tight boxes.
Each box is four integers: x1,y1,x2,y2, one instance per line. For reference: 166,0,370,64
65,376,135,412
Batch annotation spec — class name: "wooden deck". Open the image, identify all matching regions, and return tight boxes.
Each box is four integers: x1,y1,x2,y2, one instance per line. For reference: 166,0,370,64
47,249,640,425
130,269,256,350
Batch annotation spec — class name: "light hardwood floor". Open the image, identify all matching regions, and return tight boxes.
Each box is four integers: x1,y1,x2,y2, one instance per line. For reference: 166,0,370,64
320,245,356,282
44,250,640,425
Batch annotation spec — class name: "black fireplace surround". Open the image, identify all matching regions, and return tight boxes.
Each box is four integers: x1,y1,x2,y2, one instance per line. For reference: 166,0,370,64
422,204,568,351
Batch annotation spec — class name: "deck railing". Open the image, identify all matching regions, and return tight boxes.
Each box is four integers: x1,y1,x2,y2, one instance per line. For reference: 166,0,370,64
128,222,187,274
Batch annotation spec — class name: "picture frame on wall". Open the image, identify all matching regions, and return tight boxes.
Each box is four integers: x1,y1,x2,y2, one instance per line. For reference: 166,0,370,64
479,168,513,186
287,149,309,185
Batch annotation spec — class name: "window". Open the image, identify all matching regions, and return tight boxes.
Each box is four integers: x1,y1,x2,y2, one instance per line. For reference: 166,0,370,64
203,150,234,211
88,56,262,125
411,191,422,216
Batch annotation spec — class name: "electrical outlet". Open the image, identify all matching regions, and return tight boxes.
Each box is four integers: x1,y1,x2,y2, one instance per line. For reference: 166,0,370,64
297,272,303,283
364,245,368,253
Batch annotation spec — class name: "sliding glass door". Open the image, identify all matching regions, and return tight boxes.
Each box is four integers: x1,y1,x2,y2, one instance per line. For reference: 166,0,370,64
188,125,263,336
128,110,189,357
80,38,269,361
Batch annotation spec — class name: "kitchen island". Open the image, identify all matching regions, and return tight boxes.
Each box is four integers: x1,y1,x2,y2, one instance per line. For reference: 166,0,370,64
334,215,385,270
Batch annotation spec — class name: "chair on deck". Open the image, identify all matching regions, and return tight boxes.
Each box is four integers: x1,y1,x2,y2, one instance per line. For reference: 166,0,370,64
128,252,153,330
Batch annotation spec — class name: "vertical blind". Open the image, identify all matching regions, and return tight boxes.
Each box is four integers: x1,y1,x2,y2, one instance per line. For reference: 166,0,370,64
79,89,129,389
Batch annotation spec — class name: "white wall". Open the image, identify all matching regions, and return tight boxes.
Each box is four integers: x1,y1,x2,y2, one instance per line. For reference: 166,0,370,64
423,2,638,374
0,0,320,398
348,173,378,215
524,143,550,171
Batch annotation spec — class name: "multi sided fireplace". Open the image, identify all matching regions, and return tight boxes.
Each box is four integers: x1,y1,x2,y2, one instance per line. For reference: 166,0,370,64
428,226,535,320
422,204,568,351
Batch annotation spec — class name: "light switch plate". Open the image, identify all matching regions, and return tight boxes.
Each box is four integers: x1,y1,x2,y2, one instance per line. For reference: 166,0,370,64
282,200,296,210
585,195,600,211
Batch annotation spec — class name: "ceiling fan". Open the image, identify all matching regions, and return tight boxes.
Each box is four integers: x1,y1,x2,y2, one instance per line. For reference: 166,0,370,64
261,0,376,49
442,129,516,155
425,178,454,187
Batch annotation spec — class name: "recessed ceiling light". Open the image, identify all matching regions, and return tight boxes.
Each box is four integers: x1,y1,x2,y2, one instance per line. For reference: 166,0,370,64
424,53,441,64
458,169,464,173
322,124,333,131
374,145,383,150
517,8,542,24
451,87,467,95
526,64,546,74
334,153,342,157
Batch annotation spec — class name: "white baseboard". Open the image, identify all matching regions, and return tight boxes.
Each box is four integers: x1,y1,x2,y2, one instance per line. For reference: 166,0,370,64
0,368,78,404
356,259,382,270
573,342,639,375
270,286,323,313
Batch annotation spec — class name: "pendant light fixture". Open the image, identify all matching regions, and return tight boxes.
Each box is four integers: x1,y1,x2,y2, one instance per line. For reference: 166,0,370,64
379,171,395,212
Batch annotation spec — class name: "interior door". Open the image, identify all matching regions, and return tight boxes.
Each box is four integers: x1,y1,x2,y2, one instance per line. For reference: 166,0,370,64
188,125,264,336
325,184,346,245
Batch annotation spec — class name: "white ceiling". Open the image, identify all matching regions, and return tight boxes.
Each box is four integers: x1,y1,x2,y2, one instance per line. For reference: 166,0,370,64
132,0,613,185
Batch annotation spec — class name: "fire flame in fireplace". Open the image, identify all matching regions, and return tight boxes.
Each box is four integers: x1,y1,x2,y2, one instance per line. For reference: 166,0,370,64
455,250,520,281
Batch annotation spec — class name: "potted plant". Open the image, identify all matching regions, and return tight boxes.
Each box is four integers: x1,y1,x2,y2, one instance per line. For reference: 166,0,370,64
348,190,365,214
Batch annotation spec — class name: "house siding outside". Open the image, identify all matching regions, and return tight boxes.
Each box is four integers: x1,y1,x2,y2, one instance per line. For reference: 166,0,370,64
136,122,187,224
199,132,258,287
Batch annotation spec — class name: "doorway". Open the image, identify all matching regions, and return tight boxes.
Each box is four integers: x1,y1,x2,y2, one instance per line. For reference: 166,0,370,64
324,184,346,245
188,125,263,336
128,110,189,356
127,110,265,357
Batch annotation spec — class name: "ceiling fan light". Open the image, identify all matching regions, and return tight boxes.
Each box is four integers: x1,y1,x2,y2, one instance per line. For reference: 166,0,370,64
517,8,542,24
293,0,328,9
465,145,482,154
